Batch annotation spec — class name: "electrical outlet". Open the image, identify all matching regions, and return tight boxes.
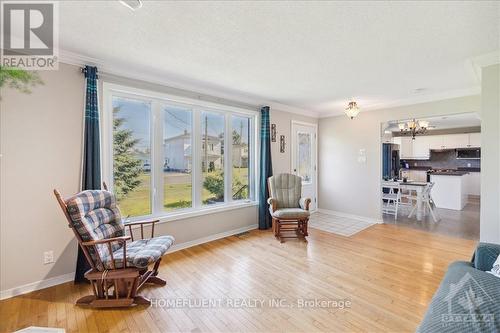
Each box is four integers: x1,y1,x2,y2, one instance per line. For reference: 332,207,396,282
43,251,54,264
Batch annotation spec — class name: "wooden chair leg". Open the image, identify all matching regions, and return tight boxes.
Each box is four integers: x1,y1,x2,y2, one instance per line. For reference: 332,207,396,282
303,218,309,237
275,219,281,239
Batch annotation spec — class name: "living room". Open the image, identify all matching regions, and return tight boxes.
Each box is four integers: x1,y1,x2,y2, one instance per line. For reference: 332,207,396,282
0,1,499,332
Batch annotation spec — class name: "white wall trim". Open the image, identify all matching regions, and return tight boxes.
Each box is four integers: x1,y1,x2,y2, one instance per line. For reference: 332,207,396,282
166,224,258,254
291,120,319,210
0,272,75,300
58,50,318,118
467,50,500,84
59,49,493,120
317,87,481,118
0,224,258,300
317,208,383,224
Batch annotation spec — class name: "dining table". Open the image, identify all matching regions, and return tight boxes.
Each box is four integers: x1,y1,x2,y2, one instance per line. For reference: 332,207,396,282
382,180,429,221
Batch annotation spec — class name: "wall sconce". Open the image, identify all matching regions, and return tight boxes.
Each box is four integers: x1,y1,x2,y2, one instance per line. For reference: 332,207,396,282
271,124,277,142
280,135,286,153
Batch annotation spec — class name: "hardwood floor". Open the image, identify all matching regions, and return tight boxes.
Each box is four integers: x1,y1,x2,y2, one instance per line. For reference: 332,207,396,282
0,224,476,333
383,197,480,240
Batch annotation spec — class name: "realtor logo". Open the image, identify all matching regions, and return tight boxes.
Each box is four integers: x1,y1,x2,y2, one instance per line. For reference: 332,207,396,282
1,1,58,69
441,272,495,328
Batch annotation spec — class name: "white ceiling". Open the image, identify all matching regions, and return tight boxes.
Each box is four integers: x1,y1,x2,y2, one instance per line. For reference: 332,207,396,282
58,1,500,117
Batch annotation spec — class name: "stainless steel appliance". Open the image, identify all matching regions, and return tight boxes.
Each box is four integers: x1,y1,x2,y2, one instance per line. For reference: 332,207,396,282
382,143,400,180
456,148,481,159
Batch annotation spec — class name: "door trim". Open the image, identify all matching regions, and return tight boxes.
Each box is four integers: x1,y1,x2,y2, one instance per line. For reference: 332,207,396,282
291,120,318,212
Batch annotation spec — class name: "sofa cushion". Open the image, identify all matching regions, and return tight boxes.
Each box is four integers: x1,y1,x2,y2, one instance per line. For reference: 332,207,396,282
473,242,500,272
417,261,500,333
271,208,310,219
103,235,175,269
268,174,302,208
65,190,124,268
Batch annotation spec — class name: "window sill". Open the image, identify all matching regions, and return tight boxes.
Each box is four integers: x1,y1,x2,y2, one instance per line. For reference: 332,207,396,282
125,201,259,226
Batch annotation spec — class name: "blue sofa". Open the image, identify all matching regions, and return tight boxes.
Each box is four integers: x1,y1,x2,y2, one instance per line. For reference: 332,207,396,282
417,243,500,332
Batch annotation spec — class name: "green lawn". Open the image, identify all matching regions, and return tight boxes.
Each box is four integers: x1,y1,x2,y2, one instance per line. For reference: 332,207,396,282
117,168,249,217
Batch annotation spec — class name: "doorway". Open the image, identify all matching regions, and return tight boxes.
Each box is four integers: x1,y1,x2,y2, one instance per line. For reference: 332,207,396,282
291,121,318,211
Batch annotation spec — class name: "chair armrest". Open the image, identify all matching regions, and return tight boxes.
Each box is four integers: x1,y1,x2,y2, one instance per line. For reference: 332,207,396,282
123,219,160,227
81,235,131,246
299,198,312,211
82,236,131,270
124,219,160,240
472,242,500,271
267,198,277,213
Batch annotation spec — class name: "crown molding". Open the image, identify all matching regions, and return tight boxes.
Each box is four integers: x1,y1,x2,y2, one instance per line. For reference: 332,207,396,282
317,86,481,118
58,50,319,118
466,50,500,84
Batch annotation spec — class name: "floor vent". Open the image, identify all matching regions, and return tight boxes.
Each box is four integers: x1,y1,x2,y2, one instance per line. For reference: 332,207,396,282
234,231,250,238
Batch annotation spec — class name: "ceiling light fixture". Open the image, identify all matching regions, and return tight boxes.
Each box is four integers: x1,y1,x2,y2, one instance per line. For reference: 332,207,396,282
344,101,360,119
398,118,430,140
119,0,143,11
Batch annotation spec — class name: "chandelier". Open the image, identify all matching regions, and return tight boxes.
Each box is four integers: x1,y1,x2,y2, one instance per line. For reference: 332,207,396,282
398,119,430,140
344,101,360,119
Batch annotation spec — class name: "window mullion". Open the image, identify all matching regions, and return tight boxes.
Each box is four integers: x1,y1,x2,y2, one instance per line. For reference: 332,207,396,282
193,109,202,208
225,113,232,203
152,101,164,215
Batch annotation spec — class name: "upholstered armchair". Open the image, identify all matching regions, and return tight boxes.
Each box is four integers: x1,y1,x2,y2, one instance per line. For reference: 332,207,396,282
267,173,311,242
54,186,175,308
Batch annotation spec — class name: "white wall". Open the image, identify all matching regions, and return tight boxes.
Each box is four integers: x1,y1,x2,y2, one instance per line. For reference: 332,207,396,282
318,95,481,221
270,110,318,175
480,64,500,244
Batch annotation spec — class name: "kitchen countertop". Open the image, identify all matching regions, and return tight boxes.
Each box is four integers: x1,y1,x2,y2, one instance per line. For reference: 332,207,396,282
430,171,469,176
401,167,481,173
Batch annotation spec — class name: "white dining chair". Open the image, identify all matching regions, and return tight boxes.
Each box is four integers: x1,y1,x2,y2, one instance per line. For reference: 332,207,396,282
382,182,401,220
408,182,440,222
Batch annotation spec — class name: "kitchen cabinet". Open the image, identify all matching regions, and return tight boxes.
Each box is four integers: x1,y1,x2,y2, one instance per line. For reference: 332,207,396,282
399,136,430,159
467,133,481,148
399,137,413,159
412,136,431,159
396,132,481,159
464,172,481,196
428,133,480,150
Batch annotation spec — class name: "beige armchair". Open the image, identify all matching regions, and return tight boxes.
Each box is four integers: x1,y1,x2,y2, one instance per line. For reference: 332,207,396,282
267,173,311,242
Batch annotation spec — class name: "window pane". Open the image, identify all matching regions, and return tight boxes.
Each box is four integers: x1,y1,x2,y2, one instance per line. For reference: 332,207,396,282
298,132,312,183
112,97,151,217
232,116,250,200
163,106,192,211
201,111,225,205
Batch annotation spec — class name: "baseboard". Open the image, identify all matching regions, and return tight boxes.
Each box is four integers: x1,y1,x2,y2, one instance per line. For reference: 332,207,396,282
166,223,258,254
316,208,383,224
0,272,75,300
0,223,258,301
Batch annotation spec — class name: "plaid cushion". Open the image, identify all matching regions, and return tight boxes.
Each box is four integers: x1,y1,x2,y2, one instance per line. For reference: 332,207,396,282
102,235,175,269
66,190,124,269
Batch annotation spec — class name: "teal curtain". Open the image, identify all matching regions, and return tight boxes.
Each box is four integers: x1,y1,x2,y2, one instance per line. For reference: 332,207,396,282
259,106,273,229
75,65,101,283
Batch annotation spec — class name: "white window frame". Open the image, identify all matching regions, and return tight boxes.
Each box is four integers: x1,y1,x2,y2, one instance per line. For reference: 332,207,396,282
102,82,259,224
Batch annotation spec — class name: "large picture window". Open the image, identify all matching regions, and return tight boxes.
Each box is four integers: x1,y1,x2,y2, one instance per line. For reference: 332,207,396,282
104,84,257,220
112,96,152,217
163,106,193,211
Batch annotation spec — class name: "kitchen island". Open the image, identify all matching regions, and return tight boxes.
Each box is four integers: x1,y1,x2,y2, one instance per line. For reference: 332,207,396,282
430,172,468,210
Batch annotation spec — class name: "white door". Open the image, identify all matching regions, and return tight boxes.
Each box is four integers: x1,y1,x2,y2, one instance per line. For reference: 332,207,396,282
291,122,317,211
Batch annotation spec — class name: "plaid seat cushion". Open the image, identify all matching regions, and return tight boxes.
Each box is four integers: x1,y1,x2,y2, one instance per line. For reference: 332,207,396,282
103,235,175,269
65,190,124,269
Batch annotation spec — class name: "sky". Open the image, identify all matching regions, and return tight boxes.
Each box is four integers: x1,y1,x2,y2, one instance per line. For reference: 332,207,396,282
113,97,250,150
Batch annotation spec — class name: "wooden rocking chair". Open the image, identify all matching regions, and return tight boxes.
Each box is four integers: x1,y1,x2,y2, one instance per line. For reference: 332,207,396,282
54,185,175,308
